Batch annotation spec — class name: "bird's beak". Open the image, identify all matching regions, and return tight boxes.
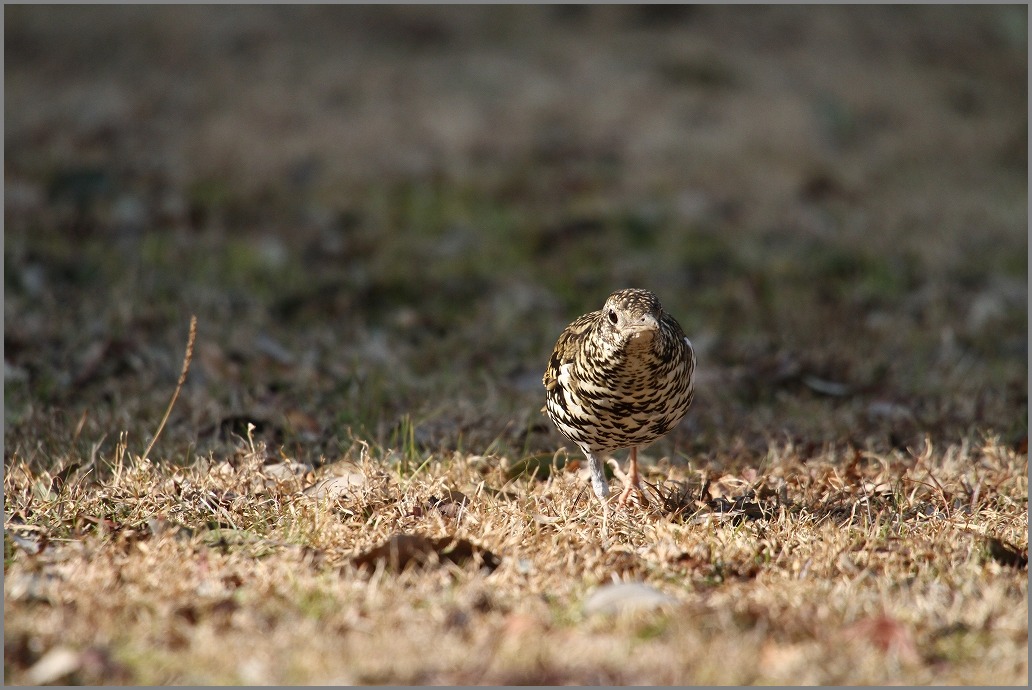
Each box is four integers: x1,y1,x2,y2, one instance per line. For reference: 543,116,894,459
627,314,660,335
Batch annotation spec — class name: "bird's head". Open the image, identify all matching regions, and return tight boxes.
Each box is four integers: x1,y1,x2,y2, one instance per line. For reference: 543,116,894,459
598,288,663,351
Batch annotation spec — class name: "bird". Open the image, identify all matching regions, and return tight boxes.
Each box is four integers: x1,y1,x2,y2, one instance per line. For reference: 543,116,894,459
542,288,696,508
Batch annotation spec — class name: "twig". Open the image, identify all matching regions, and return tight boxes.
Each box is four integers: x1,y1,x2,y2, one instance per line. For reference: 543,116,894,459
142,315,197,463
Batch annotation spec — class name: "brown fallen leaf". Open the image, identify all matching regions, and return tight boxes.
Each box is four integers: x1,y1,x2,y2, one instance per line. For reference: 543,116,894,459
303,473,366,500
351,532,500,573
706,496,771,523
985,537,1028,569
707,473,752,499
50,461,82,494
430,489,471,517
505,452,568,481
653,479,703,516
261,461,314,484
479,485,521,501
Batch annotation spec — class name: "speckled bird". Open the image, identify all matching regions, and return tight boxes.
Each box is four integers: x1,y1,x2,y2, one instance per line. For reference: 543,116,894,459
543,288,696,506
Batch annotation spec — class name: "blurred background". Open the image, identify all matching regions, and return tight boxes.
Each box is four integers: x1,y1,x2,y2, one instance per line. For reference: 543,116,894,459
4,5,1027,470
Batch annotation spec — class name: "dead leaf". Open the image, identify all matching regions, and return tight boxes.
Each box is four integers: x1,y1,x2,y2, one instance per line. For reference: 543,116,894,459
50,461,82,494
708,473,751,499
505,452,567,481
653,479,702,516
860,480,893,497
303,473,366,500
261,461,314,484
479,485,521,501
351,532,500,573
430,489,470,517
707,496,771,522
985,537,1028,569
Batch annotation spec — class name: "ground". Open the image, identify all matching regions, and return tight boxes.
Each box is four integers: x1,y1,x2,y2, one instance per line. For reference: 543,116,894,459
3,5,1028,685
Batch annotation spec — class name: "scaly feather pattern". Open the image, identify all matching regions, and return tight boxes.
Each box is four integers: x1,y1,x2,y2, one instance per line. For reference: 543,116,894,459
543,288,696,504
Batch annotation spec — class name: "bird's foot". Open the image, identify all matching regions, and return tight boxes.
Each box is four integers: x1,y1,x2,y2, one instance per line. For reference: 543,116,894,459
617,481,650,508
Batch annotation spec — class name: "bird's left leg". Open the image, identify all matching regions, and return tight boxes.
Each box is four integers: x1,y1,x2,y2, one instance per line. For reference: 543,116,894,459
618,446,649,507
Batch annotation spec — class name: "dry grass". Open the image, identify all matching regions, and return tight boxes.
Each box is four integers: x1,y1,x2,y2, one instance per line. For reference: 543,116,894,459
4,5,1028,686
4,433,1027,685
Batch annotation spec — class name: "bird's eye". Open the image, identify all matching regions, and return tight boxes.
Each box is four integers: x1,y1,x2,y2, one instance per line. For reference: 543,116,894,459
608,309,618,325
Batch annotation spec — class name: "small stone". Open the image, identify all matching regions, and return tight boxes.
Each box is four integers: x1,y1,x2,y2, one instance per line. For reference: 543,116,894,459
583,582,678,617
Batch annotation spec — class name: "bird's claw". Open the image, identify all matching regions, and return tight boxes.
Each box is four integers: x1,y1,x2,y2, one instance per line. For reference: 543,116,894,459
617,483,650,508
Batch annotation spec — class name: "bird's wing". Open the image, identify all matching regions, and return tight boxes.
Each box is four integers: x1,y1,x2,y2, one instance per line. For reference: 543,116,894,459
542,311,598,391
662,313,695,371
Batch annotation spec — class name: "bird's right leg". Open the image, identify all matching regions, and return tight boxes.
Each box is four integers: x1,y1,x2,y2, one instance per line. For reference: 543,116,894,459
580,446,611,538
581,447,610,501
